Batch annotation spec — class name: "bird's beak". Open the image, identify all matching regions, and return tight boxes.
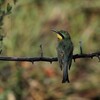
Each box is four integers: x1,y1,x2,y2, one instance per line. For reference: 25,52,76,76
51,29,58,34
51,29,63,40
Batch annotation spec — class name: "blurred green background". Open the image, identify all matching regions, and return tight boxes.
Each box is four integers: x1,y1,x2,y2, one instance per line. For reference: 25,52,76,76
0,0,100,100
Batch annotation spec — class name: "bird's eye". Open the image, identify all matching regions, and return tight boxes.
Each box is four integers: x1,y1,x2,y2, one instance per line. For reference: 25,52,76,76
59,33,64,39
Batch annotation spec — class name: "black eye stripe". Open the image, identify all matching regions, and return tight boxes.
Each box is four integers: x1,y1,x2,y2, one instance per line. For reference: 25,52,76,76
58,32,64,39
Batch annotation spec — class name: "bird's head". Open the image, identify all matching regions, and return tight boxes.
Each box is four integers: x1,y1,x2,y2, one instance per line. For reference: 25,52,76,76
52,29,70,41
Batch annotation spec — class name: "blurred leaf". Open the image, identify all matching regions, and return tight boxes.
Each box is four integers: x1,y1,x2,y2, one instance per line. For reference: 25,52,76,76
0,0,5,5
43,67,55,77
7,3,12,13
13,0,17,4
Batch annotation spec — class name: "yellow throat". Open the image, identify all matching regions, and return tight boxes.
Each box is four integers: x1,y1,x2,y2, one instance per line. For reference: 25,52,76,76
57,34,63,40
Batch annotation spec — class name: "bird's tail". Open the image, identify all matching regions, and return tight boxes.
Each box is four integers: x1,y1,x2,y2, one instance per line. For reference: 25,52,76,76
62,62,70,83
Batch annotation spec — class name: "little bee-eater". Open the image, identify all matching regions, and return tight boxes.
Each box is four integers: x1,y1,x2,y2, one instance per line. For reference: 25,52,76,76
52,30,73,83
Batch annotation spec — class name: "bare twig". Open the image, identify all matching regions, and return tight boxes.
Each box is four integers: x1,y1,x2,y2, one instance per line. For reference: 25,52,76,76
0,52,100,63
40,44,43,57
79,41,83,54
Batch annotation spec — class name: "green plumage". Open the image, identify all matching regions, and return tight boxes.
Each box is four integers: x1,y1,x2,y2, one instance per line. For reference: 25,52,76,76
52,30,73,83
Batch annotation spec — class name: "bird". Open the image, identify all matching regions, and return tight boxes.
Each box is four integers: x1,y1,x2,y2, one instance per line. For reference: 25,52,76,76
52,29,73,83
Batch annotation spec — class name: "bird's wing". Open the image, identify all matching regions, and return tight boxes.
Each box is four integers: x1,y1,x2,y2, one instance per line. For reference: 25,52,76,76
62,42,73,83
57,48,64,70
68,44,73,70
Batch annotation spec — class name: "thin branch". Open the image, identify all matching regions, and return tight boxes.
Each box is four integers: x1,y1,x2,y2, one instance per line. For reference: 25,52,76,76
79,41,83,54
0,52,100,63
40,44,43,57
0,56,57,63
73,52,100,60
